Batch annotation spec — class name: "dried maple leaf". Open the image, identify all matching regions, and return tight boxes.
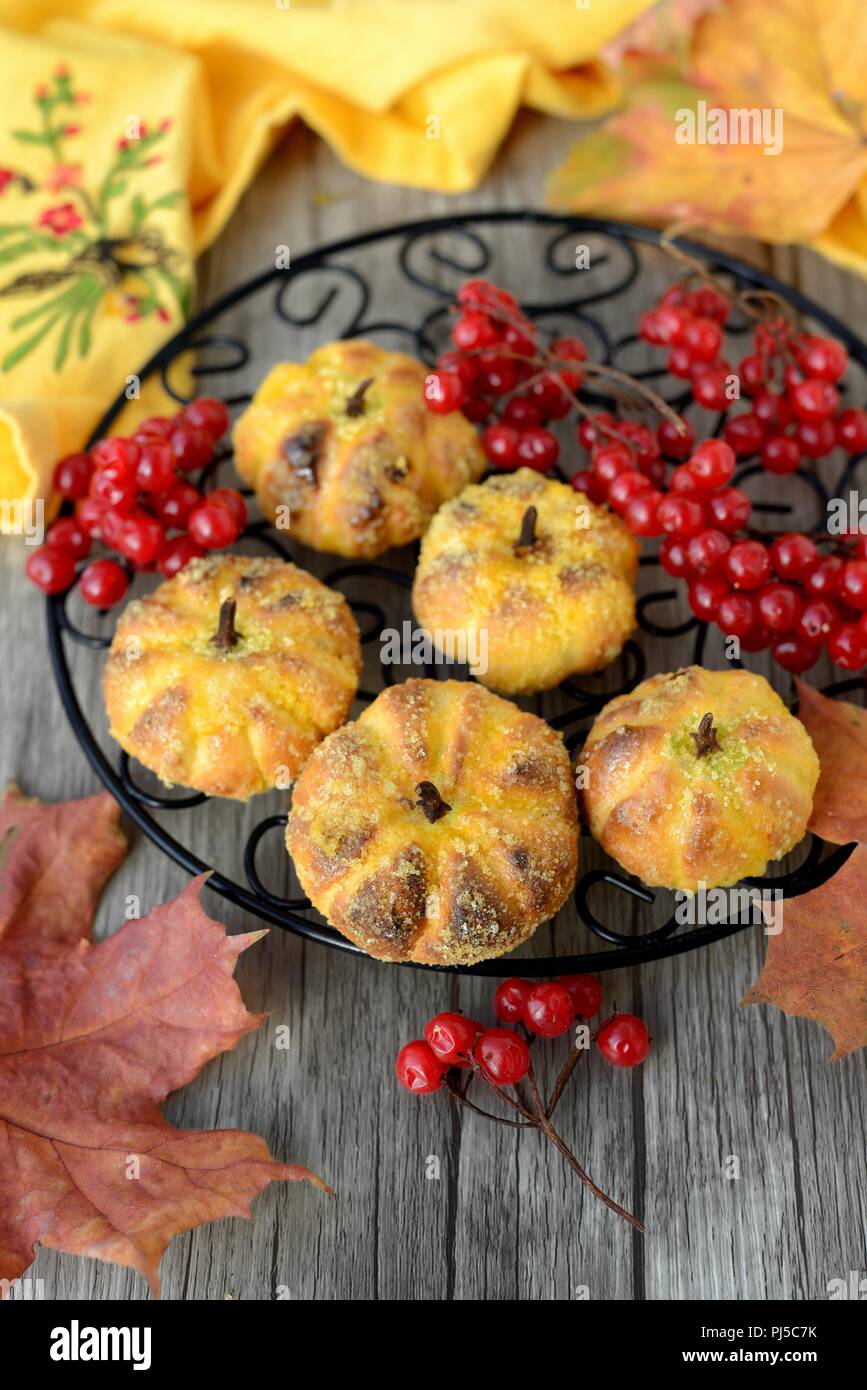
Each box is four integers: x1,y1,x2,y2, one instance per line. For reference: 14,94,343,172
0,781,127,949
742,844,867,1060
795,680,867,846
548,0,867,244
0,873,328,1296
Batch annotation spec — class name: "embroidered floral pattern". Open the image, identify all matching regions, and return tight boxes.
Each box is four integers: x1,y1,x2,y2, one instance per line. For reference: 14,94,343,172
0,66,190,372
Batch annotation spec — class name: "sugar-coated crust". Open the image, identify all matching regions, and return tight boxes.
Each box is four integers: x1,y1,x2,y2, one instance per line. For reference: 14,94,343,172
580,666,820,892
286,678,579,964
232,339,485,558
412,469,638,695
103,555,362,800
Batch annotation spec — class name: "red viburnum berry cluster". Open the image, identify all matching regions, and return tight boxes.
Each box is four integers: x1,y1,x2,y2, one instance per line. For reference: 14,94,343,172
422,273,867,675
395,973,649,1229
424,278,587,473
27,399,247,608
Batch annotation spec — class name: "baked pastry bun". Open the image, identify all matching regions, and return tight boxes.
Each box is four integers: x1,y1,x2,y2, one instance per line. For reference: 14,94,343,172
286,678,579,965
412,468,639,695
579,666,820,892
103,554,361,800
232,339,485,558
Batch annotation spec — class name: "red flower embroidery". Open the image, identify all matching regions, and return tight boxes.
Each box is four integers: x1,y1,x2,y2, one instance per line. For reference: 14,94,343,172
45,163,83,192
38,202,84,236
0,169,14,196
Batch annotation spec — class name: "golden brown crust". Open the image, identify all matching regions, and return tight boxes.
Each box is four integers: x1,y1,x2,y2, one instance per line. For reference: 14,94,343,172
579,666,820,891
286,679,579,965
232,340,485,558
103,554,362,800
412,469,638,695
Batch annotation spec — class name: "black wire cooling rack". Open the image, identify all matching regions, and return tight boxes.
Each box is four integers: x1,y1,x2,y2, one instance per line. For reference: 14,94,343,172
46,213,863,975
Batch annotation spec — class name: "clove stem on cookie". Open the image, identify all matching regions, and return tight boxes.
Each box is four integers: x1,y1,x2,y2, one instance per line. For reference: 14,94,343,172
514,505,538,552
691,712,721,757
211,598,241,650
415,780,451,822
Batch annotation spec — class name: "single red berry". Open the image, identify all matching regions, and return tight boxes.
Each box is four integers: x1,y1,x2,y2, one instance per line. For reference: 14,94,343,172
657,416,695,460
639,305,689,346
424,370,466,414
623,490,664,536
78,558,129,608
592,442,633,486
804,554,844,599
75,496,105,538
685,285,731,321
100,507,126,550
159,534,205,579
706,486,752,533
206,487,247,531
117,510,166,568
452,309,500,351
515,426,559,472
53,451,93,499
502,320,536,356
737,353,766,395
550,335,587,391
683,315,723,362
133,415,175,441
757,583,802,635
25,545,76,595
170,421,214,470
829,622,867,670
687,438,736,490
571,468,607,504
724,540,771,591
760,435,800,475
89,469,137,512
503,396,542,428
771,532,819,582
423,1013,483,1070
657,495,706,539
559,974,602,1019
836,408,867,454
687,528,731,574
188,500,240,549
718,591,758,639
667,344,694,379
795,418,835,459
46,517,91,561
753,389,792,432
669,465,701,496
688,575,731,622
723,412,765,458
152,479,201,529
395,1040,446,1094
790,377,839,423
457,277,517,312
772,635,820,673
437,350,481,390
474,1028,531,1087
134,440,176,492
91,436,140,481
494,978,532,1025
608,469,652,514
182,396,231,439
523,982,575,1038
617,419,660,471
793,334,848,383
659,537,694,579
482,423,521,467
596,1013,650,1068
577,412,617,451
739,622,771,652
798,598,841,646
840,559,867,610
692,365,732,411
527,374,571,421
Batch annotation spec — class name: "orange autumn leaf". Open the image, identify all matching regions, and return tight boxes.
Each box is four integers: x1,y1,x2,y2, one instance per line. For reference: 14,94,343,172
795,680,867,846
742,844,867,1060
0,781,127,949
548,0,867,244
0,873,328,1296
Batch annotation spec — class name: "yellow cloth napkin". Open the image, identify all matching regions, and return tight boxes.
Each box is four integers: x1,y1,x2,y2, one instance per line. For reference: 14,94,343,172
0,0,654,525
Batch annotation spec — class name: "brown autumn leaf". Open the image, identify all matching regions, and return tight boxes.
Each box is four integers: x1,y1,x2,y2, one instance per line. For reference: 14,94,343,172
548,0,867,244
742,844,867,1060
0,781,127,948
0,872,328,1296
795,680,867,846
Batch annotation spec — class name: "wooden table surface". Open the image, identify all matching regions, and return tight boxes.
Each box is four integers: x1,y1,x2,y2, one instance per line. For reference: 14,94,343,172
5,116,866,1302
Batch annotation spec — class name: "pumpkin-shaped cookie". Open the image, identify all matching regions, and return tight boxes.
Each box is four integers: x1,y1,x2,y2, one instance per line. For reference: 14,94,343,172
412,468,638,695
232,339,485,558
287,679,579,965
580,666,820,892
103,554,362,800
